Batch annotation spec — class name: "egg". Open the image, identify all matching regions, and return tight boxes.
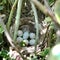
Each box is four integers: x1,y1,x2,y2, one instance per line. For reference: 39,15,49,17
23,31,29,39
17,30,23,37
30,33,35,39
16,37,23,42
29,39,35,45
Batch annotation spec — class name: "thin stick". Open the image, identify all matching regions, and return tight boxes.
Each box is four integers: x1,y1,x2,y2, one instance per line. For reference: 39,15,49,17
31,0,60,27
43,0,51,10
13,0,23,41
30,1,39,54
6,0,18,30
0,17,26,60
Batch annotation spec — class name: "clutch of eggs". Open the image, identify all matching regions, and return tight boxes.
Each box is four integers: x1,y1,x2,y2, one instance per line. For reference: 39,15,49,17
17,30,36,46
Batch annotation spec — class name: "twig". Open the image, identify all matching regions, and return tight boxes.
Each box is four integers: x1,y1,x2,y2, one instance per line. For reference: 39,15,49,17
13,0,23,41
6,0,18,30
43,0,51,10
0,20,14,48
0,16,26,60
41,24,50,50
30,1,39,54
31,0,47,15
31,0,60,27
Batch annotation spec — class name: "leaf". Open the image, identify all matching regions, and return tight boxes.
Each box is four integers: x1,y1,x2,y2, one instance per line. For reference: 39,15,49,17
0,25,4,34
0,50,9,58
40,47,50,57
0,6,4,10
10,0,15,4
3,0,7,4
49,22,55,29
44,17,52,23
48,0,54,6
44,17,55,29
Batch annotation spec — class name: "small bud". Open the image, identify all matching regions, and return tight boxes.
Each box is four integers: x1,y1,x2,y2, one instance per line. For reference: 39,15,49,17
23,40,29,45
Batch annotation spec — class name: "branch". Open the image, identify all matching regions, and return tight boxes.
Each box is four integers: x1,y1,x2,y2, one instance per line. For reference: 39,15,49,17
6,0,18,30
30,1,39,54
13,0,23,41
43,0,50,10
31,0,60,27
0,15,25,60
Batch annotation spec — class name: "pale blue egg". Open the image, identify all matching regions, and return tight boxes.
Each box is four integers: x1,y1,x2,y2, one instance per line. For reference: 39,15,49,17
17,30,23,37
29,39,35,45
30,33,35,39
16,37,23,42
23,31,29,39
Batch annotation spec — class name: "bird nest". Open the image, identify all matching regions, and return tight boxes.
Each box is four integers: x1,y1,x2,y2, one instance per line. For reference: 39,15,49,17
9,17,41,54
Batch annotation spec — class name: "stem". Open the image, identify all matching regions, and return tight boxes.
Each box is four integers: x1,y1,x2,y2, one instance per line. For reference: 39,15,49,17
31,0,47,15
31,0,60,27
6,0,18,30
43,0,50,10
0,16,26,60
13,0,23,41
30,1,39,54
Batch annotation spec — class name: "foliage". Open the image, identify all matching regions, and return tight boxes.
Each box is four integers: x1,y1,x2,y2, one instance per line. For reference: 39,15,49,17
0,0,60,60
0,25,4,34
0,0,7,11
48,0,55,6
0,50,9,59
44,17,55,29
40,47,50,57
0,25,4,46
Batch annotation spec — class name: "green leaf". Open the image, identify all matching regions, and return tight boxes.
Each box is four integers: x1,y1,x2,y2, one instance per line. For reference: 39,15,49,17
0,25,4,34
3,0,7,4
44,17,52,23
40,47,50,57
0,50,9,58
49,22,55,29
10,0,15,4
20,41,26,47
0,25,4,45
0,6,4,10
48,0,54,6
